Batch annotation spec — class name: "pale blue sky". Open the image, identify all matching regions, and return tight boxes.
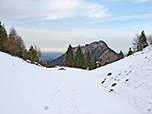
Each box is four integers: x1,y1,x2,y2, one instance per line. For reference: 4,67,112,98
0,0,152,53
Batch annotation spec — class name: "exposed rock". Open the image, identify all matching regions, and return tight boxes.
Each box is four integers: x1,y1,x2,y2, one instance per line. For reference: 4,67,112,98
109,89,114,92
58,67,66,71
101,78,106,84
111,83,117,87
51,40,120,66
107,72,112,76
99,50,119,66
126,79,129,82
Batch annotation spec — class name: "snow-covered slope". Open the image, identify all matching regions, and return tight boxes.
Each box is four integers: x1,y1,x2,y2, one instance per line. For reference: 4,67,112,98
93,46,152,114
0,46,152,114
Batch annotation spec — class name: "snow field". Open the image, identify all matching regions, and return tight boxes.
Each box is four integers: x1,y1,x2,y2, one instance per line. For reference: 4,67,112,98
1,47,152,114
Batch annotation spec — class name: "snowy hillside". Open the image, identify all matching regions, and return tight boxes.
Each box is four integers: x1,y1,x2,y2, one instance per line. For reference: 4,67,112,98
0,46,152,114
93,46,152,114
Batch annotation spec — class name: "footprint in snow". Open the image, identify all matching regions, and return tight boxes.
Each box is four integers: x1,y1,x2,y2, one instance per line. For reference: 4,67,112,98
44,106,49,111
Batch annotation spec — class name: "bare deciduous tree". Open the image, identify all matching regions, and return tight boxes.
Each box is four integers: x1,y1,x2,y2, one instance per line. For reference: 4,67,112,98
148,35,152,45
4,27,26,58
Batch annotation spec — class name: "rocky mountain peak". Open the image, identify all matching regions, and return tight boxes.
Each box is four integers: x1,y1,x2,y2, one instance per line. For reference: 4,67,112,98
84,40,107,49
51,40,120,66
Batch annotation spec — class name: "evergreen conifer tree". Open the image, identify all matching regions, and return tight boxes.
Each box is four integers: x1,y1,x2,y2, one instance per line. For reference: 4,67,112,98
85,51,92,70
127,48,133,56
65,45,73,67
138,30,148,51
133,30,148,51
26,45,38,63
119,50,124,59
0,22,7,52
74,45,85,68
93,55,98,69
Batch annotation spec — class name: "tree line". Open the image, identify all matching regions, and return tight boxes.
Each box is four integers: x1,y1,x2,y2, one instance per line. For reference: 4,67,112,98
0,22,42,64
65,45,99,70
1,21,152,69
65,30,152,70
127,30,152,56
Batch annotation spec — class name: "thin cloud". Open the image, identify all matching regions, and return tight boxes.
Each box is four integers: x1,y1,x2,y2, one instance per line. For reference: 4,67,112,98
16,26,140,52
0,0,110,20
101,0,122,1
100,13,152,22
101,0,151,2
131,0,151,3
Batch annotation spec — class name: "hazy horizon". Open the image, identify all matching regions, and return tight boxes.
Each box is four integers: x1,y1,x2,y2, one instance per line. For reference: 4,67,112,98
1,0,152,53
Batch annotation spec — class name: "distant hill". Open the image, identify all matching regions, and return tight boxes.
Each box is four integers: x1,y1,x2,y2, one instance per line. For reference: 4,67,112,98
51,40,120,66
40,52,63,64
